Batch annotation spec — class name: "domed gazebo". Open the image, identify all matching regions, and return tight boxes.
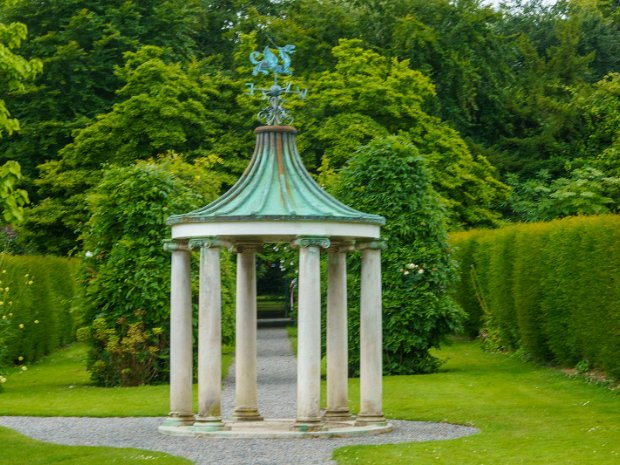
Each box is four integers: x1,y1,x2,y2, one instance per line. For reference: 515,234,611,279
159,45,389,437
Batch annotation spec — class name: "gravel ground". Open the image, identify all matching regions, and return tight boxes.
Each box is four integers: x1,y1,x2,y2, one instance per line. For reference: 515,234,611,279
0,327,478,465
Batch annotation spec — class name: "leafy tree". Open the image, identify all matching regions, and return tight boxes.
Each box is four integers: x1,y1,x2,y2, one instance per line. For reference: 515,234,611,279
301,39,509,229
508,166,620,222
0,161,29,225
333,135,464,375
490,0,620,179
0,16,37,233
18,46,245,254
0,15,41,138
0,0,204,177
579,72,620,176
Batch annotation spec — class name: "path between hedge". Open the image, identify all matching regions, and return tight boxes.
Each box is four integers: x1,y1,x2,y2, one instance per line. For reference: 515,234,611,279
0,327,477,465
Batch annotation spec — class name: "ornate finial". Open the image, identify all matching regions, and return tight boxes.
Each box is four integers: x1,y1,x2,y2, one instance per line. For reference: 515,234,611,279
246,44,308,125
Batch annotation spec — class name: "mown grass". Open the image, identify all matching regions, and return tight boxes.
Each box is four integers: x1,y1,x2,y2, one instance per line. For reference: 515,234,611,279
333,340,620,465
0,426,192,465
0,343,234,416
1,338,618,465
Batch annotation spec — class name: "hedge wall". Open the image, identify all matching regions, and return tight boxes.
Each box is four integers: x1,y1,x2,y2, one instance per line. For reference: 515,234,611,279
450,215,620,378
0,254,81,365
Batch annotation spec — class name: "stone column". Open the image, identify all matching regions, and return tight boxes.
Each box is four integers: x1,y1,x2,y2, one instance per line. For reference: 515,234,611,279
163,240,194,426
356,240,387,426
233,243,263,421
191,238,227,431
293,237,330,430
324,245,352,422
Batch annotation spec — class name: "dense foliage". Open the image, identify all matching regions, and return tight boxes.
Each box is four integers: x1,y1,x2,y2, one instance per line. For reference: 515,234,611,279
451,215,620,378
80,156,235,386
0,254,81,378
1,0,616,253
333,136,464,375
1,0,618,381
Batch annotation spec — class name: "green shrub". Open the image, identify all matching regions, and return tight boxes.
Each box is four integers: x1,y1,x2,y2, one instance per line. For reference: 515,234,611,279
450,215,620,378
511,224,550,360
449,232,482,338
333,135,464,375
81,155,234,386
0,253,81,386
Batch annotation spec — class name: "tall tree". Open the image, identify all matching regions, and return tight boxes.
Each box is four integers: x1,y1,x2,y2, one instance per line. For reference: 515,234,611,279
0,15,39,226
0,0,204,178
19,46,245,254
299,40,509,229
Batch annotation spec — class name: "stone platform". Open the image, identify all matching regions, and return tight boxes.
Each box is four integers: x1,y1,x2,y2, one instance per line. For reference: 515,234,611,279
159,418,392,439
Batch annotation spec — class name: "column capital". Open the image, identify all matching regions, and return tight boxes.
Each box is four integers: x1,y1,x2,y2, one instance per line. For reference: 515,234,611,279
292,236,331,249
231,242,264,254
356,240,387,251
189,237,230,250
163,239,190,253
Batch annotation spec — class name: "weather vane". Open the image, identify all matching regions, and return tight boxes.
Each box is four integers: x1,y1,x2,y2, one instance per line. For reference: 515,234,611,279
246,44,307,125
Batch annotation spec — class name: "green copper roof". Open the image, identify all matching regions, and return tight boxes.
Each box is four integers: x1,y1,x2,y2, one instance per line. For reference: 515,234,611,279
167,126,385,226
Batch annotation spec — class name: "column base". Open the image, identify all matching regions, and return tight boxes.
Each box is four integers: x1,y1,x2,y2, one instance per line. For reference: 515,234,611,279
234,407,264,422
162,413,195,427
193,416,228,432
293,417,324,432
355,413,387,426
323,409,353,422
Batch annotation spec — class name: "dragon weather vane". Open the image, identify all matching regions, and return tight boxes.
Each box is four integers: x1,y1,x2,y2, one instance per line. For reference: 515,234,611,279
246,44,307,125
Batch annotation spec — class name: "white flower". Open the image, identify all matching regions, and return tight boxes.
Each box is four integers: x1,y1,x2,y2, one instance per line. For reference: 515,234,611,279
403,271,410,276
18,323,24,329
28,281,34,285
418,269,424,274
85,251,94,258
17,356,23,361
0,376,6,383
406,263,417,270
21,366,27,371
34,320,40,324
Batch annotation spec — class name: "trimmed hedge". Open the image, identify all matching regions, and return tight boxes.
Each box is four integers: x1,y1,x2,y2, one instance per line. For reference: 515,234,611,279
0,254,81,365
451,215,620,378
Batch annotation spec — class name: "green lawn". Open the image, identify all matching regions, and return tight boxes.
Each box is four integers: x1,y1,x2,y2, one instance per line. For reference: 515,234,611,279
0,426,191,465
0,343,233,416
1,339,618,465
334,340,620,465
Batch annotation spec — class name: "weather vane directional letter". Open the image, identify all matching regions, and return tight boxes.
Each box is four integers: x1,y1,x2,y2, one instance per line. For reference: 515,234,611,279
247,44,307,125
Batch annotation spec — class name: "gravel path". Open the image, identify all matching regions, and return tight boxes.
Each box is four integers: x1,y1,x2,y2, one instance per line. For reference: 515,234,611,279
0,327,478,465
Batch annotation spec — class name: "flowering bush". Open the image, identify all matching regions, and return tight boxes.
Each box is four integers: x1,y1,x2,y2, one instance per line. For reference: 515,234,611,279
333,135,464,375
